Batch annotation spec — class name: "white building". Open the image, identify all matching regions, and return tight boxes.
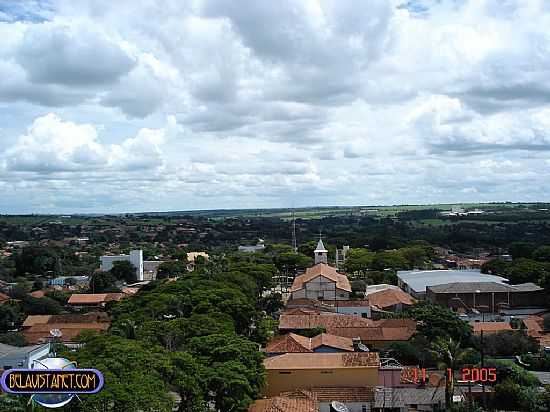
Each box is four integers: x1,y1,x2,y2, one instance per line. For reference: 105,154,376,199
314,238,328,264
0,343,51,369
100,250,144,281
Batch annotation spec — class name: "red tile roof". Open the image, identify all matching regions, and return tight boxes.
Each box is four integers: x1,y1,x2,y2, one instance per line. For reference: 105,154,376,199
249,396,318,412
30,290,46,298
278,312,416,342
68,293,123,305
0,292,11,303
291,264,351,293
23,323,110,344
367,288,415,309
265,352,380,370
471,322,512,334
266,333,353,353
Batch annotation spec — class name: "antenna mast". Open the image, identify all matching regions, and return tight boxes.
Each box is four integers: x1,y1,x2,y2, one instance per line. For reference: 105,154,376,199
292,210,297,252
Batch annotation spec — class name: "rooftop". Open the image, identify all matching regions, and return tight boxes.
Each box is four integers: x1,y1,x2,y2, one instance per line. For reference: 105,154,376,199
248,396,317,412
266,333,354,353
282,387,374,402
397,269,508,293
367,288,416,309
264,352,380,370
68,293,123,305
428,281,514,294
0,343,48,358
291,263,351,293
471,321,513,333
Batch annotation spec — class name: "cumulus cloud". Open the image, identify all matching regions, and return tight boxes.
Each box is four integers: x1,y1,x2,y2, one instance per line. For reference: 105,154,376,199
2,0,550,212
3,113,167,174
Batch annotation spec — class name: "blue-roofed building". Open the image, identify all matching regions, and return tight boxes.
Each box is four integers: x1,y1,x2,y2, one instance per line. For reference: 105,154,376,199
48,276,89,287
397,269,508,299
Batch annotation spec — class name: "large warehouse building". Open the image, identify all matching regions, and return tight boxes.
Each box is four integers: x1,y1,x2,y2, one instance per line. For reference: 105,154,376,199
397,269,508,299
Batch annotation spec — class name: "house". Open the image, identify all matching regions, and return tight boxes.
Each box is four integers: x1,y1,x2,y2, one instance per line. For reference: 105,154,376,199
248,395,318,412
471,321,513,335
266,333,354,356
367,288,416,313
263,352,380,397
21,313,110,344
187,252,209,262
278,312,416,349
0,343,51,370
523,315,550,349
286,298,371,317
290,264,352,301
281,387,375,412
30,290,46,298
0,292,10,304
68,293,124,308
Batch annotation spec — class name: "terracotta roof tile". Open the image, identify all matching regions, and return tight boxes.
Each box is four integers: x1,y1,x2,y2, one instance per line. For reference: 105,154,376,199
22,315,52,327
283,387,374,402
248,396,318,412
68,293,123,305
23,323,110,344
264,352,379,370
367,289,415,309
523,316,543,338
279,313,416,342
30,290,46,298
266,333,353,353
0,292,10,302
291,264,351,293
471,322,512,333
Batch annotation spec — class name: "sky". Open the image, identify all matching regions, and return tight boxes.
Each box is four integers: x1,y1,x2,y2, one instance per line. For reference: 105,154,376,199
1,0,550,213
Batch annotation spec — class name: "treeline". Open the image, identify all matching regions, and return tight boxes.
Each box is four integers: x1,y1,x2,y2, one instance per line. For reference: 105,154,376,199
67,254,278,411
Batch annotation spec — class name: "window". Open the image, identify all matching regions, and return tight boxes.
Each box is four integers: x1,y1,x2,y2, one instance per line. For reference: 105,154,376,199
362,406,368,412
320,370,333,374
278,371,291,375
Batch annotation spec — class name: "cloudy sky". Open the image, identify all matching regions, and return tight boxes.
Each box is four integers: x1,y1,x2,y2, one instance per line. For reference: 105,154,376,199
1,0,550,213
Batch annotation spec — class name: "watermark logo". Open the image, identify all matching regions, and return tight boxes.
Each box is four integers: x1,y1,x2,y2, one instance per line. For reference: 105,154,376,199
1,357,104,408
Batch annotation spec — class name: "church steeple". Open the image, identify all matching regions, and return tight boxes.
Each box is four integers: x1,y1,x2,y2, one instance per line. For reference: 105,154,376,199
314,233,328,264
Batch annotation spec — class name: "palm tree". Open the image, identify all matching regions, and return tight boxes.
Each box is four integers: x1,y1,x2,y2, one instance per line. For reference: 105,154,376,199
430,337,476,409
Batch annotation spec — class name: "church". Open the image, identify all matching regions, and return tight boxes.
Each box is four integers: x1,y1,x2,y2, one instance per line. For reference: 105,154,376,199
289,238,352,301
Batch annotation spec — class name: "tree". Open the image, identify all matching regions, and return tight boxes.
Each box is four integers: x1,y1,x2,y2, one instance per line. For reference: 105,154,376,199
533,245,550,262
430,337,476,409
90,271,120,293
110,260,137,283
475,331,539,357
0,332,27,347
61,334,177,412
0,305,21,332
22,296,62,315
508,242,535,259
506,258,548,284
344,248,374,274
407,301,472,341
14,246,60,277
157,261,187,279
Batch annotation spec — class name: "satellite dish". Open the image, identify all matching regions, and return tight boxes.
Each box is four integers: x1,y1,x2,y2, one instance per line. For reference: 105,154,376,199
330,401,349,412
50,329,63,338
357,343,370,352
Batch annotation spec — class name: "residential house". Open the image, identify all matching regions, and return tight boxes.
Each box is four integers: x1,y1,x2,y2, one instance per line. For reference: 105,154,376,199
367,288,416,313
248,395,318,412
523,315,550,349
470,321,513,335
279,311,416,349
263,352,380,397
68,293,124,309
266,333,354,356
22,312,110,345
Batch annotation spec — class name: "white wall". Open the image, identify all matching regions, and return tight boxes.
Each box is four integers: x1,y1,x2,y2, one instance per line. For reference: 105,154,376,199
100,250,144,281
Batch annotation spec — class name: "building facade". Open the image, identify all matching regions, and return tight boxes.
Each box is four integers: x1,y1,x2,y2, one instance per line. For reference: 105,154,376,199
100,250,144,281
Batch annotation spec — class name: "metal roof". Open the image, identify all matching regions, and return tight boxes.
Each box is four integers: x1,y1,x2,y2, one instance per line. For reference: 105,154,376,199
397,270,508,293
428,282,514,293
